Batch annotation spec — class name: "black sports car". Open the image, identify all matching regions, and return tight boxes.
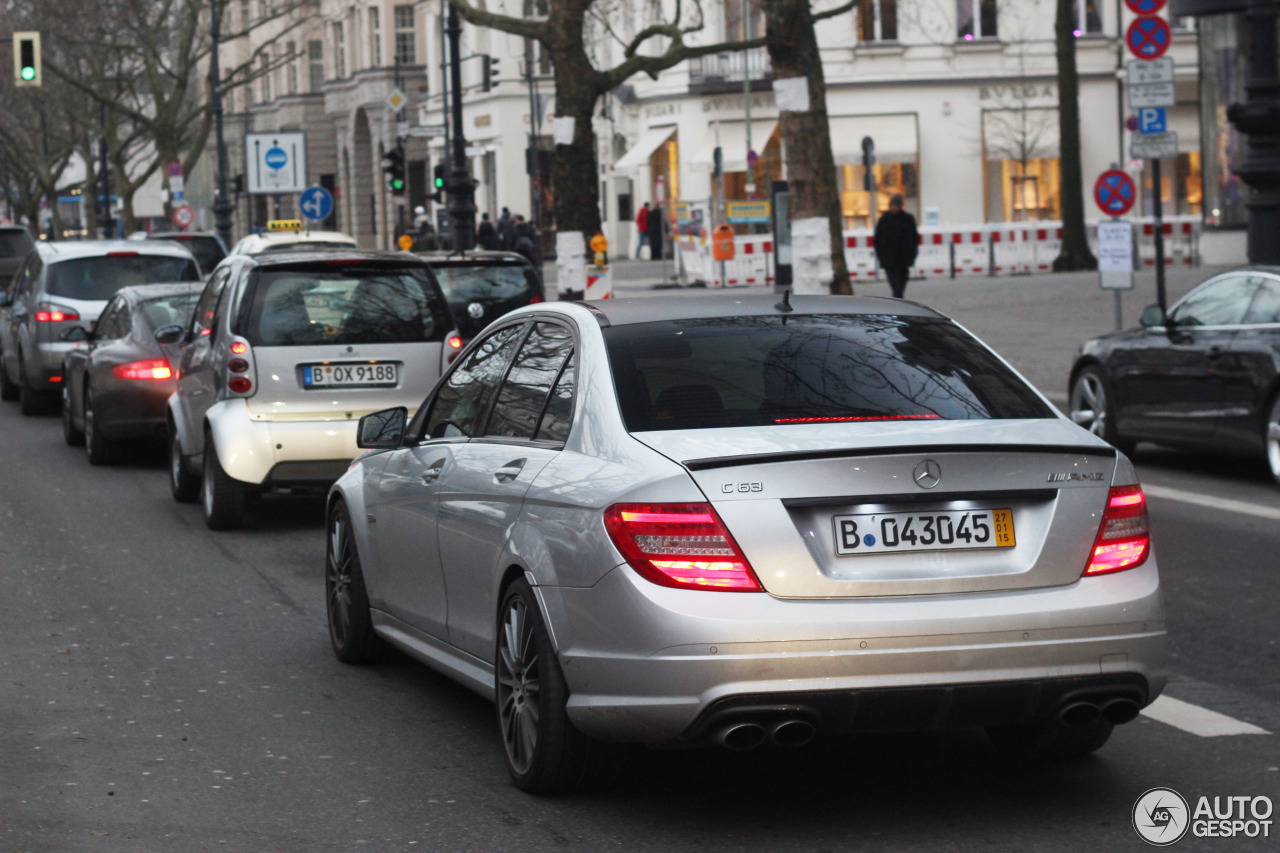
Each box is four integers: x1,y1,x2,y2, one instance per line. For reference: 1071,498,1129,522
1068,268,1280,486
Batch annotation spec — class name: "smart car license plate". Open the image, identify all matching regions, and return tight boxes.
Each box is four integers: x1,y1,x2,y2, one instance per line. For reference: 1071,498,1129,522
833,508,1015,556
302,363,398,387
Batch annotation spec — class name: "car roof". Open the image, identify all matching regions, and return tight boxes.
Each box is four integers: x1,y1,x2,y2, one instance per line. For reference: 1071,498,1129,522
116,282,206,302
564,294,946,327
245,249,431,269
415,250,532,265
35,240,197,262
234,231,357,251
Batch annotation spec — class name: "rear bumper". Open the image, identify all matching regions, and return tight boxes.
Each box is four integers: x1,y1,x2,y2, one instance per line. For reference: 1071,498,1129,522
206,398,360,486
549,559,1167,743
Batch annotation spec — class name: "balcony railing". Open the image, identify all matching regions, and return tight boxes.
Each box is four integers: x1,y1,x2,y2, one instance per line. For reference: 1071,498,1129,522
688,47,772,93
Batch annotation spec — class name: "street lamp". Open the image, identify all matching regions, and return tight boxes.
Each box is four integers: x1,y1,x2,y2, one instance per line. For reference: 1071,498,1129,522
209,0,235,248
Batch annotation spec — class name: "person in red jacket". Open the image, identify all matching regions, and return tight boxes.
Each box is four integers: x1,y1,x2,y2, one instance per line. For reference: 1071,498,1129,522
635,202,651,259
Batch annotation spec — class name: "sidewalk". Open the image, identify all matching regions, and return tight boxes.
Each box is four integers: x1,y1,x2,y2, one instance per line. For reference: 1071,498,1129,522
542,259,1232,404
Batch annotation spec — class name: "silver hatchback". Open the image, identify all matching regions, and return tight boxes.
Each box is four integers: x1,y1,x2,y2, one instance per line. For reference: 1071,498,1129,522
328,295,1167,793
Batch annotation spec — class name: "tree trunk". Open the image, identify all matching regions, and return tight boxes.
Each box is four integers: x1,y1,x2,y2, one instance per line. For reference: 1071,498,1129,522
1053,0,1096,271
763,0,850,294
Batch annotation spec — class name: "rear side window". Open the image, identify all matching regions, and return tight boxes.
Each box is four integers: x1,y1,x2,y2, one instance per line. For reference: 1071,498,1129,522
0,229,34,257
604,315,1053,432
243,266,450,346
425,324,525,439
151,236,225,274
485,323,574,440
46,255,200,300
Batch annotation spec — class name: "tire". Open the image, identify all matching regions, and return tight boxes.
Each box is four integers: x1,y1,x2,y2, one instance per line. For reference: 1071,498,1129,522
0,360,18,401
84,385,117,465
1069,365,1135,455
62,383,84,446
201,436,249,530
169,428,199,503
496,579,626,794
987,717,1115,760
325,501,388,664
1265,392,1280,488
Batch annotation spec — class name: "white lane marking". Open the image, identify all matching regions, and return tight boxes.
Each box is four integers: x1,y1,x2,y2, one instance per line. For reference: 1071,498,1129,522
1142,483,1280,522
1141,695,1270,737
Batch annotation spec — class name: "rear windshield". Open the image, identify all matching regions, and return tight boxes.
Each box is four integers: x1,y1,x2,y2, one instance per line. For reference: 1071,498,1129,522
242,267,450,346
140,291,201,330
151,236,225,273
604,315,1053,431
433,263,540,336
46,255,200,300
0,229,34,257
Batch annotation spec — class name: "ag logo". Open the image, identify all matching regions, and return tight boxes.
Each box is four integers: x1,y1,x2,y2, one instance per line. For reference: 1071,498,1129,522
1133,787,1190,846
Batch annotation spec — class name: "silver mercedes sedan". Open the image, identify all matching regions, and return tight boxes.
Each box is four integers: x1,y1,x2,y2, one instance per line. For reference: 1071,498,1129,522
326,295,1166,793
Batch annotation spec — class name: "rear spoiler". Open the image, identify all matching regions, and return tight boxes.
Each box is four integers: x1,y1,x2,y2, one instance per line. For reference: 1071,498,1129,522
682,442,1116,471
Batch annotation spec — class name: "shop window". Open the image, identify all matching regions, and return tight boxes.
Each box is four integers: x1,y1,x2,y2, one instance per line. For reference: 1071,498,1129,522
985,157,1060,222
857,0,898,42
649,136,680,206
839,161,919,229
1141,153,1203,217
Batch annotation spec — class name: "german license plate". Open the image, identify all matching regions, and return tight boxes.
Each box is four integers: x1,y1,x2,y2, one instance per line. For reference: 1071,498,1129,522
302,362,398,387
833,508,1015,556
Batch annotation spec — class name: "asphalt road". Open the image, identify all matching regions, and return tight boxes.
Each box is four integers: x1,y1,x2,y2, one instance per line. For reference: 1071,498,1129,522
3,268,1279,852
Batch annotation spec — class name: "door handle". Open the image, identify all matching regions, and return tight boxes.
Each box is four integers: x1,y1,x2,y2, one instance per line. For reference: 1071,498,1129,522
493,458,526,483
421,459,446,484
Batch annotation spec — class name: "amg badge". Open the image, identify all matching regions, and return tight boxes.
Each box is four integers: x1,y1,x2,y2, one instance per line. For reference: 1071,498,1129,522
1047,472,1106,482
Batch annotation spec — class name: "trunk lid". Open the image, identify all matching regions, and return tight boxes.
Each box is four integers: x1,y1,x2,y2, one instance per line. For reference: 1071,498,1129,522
631,419,1117,598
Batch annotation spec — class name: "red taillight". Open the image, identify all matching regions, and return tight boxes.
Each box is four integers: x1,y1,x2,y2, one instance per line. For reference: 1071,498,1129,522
228,376,252,393
35,309,80,322
603,503,762,592
228,358,249,373
530,295,543,304
447,335,463,349
230,341,248,354
112,358,173,381
1084,485,1151,576
105,251,139,257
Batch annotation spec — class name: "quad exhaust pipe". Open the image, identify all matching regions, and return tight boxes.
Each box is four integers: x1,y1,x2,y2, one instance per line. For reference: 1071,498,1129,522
1056,696,1143,727
714,719,816,750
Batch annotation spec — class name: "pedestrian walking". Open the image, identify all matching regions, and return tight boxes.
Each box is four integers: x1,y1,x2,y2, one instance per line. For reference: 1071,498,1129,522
497,207,514,250
874,194,919,299
512,215,537,262
646,202,665,262
477,213,499,250
635,201,651,259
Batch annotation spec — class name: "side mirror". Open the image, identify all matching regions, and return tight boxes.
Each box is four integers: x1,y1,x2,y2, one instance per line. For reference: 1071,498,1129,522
59,326,88,342
1139,304,1167,329
154,324,185,345
357,406,408,449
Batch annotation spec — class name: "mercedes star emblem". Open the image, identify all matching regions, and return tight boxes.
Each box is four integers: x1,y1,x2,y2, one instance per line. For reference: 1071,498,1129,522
913,459,942,489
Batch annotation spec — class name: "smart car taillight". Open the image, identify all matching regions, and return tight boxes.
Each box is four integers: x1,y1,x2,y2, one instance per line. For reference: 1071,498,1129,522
112,359,173,380
228,358,249,373
1084,485,1151,576
228,376,252,393
604,503,762,592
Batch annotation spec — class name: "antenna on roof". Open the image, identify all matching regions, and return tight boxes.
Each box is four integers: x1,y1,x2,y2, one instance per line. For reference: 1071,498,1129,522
774,289,793,313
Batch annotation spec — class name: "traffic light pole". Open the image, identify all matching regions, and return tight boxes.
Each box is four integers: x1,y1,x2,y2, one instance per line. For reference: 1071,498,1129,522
446,2,476,252
394,56,406,243
209,0,235,249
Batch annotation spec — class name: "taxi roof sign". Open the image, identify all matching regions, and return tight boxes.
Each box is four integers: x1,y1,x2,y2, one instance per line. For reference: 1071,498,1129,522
267,219,303,232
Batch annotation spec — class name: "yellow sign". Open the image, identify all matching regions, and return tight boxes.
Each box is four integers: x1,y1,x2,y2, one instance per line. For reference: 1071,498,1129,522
673,202,691,224
397,233,414,251
267,219,303,232
725,201,770,224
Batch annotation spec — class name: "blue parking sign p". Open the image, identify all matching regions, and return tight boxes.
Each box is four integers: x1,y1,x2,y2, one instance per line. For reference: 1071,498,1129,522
1138,108,1167,134
299,186,334,221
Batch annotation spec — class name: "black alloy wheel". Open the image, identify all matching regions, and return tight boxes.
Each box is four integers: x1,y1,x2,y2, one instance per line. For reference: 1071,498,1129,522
1069,366,1134,455
62,382,84,446
84,385,116,465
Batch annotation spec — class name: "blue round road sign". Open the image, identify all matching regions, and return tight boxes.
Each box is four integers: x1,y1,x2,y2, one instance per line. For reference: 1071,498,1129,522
264,146,288,170
299,186,333,221
1127,17,1171,60
1094,170,1136,216
1124,0,1166,14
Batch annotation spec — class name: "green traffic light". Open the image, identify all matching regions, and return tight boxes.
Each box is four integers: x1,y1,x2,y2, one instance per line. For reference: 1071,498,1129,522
20,66,35,81
391,178,405,191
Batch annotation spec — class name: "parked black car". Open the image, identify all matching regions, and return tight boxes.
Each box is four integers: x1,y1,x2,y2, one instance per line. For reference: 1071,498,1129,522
417,250,544,345
1068,268,1280,485
61,282,203,464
